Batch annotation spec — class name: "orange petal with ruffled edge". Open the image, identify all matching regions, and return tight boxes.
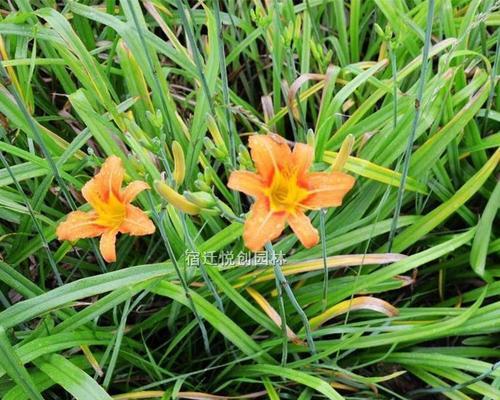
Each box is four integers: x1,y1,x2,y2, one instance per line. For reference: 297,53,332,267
292,143,314,181
81,156,123,209
120,204,156,236
100,229,118,263
302,172,355,209
56,211,106,241
248,135,292,183
243,197,287,251
228,171,264,197
288,211,319,248
81,179,102,212
121,181,150,203
90,156,124,201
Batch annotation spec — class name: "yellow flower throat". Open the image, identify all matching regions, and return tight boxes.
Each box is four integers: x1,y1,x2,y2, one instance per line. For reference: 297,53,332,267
94,193,126,229
264,168,309,213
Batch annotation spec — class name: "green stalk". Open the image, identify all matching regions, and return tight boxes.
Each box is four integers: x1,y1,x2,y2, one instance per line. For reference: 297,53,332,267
319,209,328,313
265,242,288,365
388,39,398,130
102,298,130,388
0,140,63,285
265,243,316,356
174,0,216,118
408,361,500,398
212,0,241,214
482,29,500,134
387,0,435,252
147,193,212,356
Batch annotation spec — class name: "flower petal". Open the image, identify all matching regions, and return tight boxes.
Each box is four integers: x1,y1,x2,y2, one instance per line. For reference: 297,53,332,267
292,143,314,180
56,211,106,241
287,211,319,249
100,229,118,263
243,197,287,251
119,204,156,236
121,180,150,203
248,134,292,182
302,172,355,209
81,179,104,210
93,156,124,201
228,171,264,197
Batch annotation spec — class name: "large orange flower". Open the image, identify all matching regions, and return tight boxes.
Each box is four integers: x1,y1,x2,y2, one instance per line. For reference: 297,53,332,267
228,135,355,251
57,156,155,262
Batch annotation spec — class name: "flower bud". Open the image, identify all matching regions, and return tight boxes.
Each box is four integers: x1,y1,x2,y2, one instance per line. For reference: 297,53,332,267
238,144,253,170
129,156,146,175
200,207,220,216
207,115,227,152
154,180,201,215
183,191,216,208
217,200,238,219
195,180,211,192
332,134,354,172
171,140,185,186
374,23,385,39
203,137,216,152
146,109,163,129
306,129,315,148
203,167,213,186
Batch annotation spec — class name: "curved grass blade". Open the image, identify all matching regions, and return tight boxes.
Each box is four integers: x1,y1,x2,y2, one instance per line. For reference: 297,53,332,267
0,327,44,400
33,354,112,400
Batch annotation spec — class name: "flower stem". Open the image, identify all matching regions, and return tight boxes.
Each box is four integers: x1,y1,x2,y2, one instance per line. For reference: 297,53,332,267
319,209,328,312
146,193,212,356
265,242,316,356
387,0,435,252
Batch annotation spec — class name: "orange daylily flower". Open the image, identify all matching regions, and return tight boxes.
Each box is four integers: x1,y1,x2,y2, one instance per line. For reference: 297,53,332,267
57,156,155,262
228,134,355,251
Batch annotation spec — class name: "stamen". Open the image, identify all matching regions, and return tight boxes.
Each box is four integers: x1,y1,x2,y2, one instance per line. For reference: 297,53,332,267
265,169,309,213
95,192,126,228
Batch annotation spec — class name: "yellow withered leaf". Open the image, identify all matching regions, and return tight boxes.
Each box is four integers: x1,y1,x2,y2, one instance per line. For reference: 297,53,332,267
236,253,406,287
246,287,304,345
310,296,399,330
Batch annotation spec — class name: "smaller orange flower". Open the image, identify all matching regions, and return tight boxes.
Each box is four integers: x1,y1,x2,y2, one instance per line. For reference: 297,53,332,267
228,134,355,251
57,156,155,262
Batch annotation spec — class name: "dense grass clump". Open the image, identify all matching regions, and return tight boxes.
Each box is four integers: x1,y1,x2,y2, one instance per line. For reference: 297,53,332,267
0,1,499,399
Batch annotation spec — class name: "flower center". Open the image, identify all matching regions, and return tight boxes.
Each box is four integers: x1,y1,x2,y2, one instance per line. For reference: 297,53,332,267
265,168,309,213
94,192,126,229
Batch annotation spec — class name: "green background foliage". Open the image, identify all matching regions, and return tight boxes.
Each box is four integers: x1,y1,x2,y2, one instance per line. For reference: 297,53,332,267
0,0,498,399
